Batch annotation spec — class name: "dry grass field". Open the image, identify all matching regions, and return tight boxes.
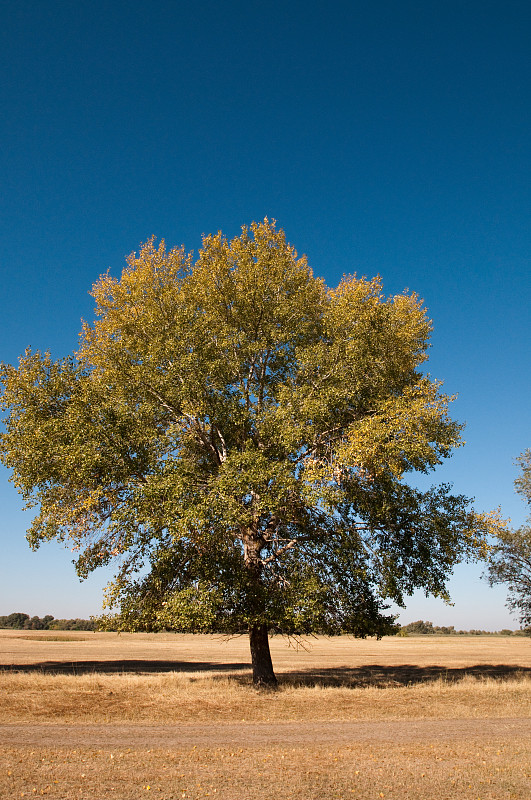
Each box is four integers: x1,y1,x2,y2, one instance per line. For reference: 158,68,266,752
0,630,530,799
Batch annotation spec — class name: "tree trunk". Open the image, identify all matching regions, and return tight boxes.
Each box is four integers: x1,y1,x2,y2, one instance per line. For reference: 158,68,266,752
249,622,277,687
243,524,277,687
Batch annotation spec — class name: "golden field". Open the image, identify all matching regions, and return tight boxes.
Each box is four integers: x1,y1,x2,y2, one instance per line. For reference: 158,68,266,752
1,630,530,799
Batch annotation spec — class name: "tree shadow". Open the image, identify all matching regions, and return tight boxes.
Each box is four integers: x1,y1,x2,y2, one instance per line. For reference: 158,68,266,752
2,660,530,685
0,659,250,675
275,663,531,687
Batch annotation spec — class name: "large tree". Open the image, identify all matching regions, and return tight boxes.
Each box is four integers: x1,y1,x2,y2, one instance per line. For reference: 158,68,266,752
486,450,531,632
0,220,501,684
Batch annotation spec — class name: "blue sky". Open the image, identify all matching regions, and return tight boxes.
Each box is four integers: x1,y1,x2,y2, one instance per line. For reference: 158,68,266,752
1,0,530,628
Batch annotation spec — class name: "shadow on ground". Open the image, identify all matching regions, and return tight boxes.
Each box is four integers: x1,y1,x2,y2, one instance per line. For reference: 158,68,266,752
1,660,530,685
0,660,250,675
277,664,531,687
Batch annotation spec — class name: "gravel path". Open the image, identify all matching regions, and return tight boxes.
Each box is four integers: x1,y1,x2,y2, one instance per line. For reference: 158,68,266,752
1,717,529,749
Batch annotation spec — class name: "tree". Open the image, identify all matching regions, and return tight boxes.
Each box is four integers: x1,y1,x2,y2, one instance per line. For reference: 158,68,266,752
0,220,502,685
515,449,531,504
487,451,531,633
1,612,30,629
400,620,435,635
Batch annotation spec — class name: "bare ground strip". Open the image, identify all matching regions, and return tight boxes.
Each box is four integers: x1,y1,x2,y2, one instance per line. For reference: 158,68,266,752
2,717,530,749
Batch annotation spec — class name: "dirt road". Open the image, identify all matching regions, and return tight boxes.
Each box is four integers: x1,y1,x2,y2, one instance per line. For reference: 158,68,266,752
2,717,529,749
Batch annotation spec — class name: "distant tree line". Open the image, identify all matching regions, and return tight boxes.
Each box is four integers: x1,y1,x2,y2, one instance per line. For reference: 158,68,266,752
399,619,524,635
0,612,524,636
0,612,97,631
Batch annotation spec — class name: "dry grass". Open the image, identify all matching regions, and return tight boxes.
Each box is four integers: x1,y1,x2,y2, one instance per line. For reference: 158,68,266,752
1,669,531,724
1,631,530,798
1,629,530,723
2,629,530,675
2,739,530,799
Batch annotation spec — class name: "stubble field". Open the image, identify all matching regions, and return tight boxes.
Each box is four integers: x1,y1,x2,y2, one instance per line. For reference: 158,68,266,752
0,630,530,799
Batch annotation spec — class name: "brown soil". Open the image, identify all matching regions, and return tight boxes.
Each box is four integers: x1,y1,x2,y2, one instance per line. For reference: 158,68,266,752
1,717,529,749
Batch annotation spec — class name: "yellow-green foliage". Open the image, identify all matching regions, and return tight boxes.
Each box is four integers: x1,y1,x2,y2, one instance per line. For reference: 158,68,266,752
0,220,504,648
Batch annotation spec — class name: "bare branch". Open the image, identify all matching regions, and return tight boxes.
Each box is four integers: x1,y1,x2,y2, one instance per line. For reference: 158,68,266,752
261,539,298,564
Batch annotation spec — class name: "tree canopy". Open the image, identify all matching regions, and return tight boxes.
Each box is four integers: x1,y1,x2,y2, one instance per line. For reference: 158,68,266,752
0,220,502,684
487,450,531,633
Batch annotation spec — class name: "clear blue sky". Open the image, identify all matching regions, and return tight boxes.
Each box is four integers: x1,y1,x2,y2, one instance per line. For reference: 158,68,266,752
1,0,530,628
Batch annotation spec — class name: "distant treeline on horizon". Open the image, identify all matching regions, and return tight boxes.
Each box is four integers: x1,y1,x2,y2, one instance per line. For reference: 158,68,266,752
0,613,525,635
398,619,525,636
0,612,97,631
